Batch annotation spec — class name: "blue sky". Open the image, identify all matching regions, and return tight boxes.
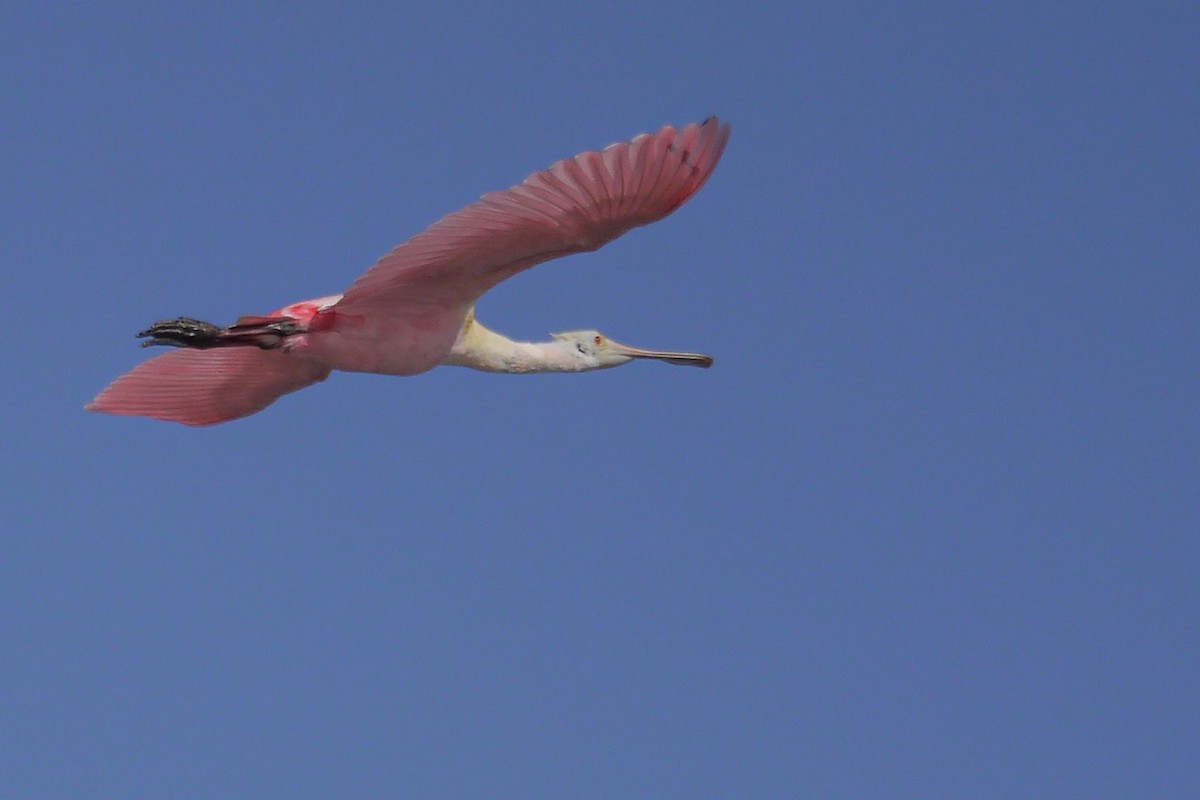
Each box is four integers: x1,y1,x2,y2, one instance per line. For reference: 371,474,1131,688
3,2,1197,797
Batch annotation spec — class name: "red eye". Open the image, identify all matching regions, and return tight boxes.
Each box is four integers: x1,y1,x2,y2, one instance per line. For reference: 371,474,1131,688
594,335,602,345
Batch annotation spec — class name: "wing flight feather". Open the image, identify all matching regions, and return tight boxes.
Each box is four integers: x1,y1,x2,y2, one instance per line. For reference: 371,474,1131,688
334,118,730,320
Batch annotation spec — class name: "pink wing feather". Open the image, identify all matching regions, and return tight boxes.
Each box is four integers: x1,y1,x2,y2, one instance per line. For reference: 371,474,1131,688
334,117,731,320
87,347,331,426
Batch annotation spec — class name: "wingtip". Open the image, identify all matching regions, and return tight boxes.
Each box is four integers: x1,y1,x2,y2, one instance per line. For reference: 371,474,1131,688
85,394,118,416
694,116,732,152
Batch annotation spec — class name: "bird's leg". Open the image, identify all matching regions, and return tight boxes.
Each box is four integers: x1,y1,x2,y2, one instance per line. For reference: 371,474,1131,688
138,317,300,350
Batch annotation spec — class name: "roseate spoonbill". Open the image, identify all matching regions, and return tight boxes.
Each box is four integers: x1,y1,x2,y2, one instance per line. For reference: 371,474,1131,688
88,117,730,426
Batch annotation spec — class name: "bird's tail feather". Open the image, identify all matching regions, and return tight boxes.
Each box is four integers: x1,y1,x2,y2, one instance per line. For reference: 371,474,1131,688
86,347,330,426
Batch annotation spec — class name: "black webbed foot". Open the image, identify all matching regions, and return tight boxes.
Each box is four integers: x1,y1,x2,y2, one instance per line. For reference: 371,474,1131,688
138,318,228,348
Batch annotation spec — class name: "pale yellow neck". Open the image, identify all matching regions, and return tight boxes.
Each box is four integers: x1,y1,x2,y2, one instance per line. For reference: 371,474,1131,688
441,312,583,373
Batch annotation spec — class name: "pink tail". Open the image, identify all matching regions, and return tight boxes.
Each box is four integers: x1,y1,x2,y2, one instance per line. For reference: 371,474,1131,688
87,347,331,426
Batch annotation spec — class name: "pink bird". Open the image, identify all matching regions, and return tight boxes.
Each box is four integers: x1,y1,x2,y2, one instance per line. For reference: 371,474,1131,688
88,118,730,426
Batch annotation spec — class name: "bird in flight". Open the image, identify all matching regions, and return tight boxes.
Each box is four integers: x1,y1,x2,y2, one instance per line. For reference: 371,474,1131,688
88,117,730,426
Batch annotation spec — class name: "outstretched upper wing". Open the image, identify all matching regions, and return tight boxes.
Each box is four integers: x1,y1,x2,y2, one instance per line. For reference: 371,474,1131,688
333,117,730,320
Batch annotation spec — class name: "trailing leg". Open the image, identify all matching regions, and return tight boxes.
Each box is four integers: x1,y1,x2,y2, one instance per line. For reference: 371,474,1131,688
138,316,300,350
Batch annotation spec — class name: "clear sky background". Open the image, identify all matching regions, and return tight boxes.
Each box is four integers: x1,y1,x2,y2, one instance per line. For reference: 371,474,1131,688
3,3,1197,797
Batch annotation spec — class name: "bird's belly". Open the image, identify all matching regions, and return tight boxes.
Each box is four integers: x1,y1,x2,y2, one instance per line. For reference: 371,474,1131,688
289,309,466,376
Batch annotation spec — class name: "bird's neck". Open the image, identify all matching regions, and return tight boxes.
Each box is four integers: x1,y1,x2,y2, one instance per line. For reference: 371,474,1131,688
442,314,584,373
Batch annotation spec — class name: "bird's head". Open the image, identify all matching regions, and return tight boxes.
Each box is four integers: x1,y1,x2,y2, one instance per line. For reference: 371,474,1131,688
550,330,713,370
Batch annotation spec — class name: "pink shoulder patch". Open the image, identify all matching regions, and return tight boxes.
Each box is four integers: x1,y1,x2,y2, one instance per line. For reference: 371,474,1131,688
309,307,338,332
273,294,343,323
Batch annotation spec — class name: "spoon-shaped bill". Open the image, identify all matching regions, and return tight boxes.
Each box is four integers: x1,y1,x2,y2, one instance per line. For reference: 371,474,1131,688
609,341,713,368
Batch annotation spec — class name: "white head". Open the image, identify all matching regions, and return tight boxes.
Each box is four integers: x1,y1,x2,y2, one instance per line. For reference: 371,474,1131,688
550,330,713,370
